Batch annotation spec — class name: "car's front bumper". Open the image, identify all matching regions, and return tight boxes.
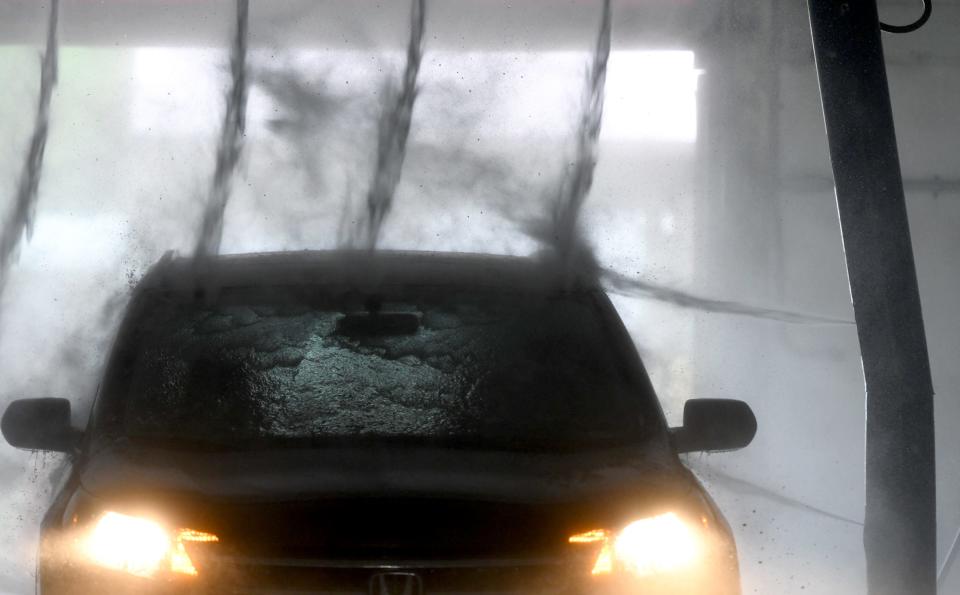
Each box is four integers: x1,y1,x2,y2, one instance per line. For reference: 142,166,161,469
41,554,740,595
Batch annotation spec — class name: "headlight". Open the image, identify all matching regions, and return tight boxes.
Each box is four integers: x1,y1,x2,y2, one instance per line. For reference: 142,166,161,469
84,511,218,579
570,512,702,578
613,513,699,576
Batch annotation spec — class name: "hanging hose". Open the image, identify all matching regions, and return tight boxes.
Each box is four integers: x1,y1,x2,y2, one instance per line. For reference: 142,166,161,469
880,0,932,33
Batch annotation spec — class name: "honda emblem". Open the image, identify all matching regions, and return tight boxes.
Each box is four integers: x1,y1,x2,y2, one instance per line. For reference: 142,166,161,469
369,572,424,595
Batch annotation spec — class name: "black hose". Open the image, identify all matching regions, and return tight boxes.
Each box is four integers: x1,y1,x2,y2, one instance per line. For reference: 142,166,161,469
880,0,932,33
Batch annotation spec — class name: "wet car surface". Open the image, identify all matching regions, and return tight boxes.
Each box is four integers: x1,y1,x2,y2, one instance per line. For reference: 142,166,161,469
3,251,756,595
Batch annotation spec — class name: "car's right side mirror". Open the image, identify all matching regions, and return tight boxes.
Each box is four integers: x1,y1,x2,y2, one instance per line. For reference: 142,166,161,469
670,398,757,454
1,398,80,453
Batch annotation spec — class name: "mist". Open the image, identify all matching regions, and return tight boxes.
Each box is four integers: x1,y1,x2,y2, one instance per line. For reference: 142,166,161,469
0,1,958,594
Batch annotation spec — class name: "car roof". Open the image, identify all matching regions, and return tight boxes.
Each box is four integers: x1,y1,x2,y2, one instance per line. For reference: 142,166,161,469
136,250,602,294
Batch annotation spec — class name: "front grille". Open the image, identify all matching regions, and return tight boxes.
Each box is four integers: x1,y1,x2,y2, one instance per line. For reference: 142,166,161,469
207,554,595,595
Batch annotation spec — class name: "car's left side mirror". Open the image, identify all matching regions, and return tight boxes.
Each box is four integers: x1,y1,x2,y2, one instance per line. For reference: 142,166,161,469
1,398,80,453
670,399,757,454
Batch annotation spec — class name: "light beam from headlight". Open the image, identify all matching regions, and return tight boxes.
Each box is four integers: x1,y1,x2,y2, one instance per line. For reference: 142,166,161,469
614,512,699,576
83,511,218,579
86,512,171,578
570,512,701,578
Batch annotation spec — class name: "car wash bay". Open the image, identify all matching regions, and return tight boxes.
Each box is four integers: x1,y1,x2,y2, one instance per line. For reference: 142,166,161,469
0,1,957,594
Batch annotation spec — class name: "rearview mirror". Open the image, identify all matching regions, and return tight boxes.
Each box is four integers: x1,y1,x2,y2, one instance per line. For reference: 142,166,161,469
670,399,757,454
1,398,79,453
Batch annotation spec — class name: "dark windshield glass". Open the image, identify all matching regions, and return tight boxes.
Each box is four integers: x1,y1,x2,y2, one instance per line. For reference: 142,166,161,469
104,286,659,451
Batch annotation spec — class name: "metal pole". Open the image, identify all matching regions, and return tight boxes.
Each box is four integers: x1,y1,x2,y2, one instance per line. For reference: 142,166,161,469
806,1,936,594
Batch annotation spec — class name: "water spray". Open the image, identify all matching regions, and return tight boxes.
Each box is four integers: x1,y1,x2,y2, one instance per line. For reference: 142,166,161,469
256,63,344,195
554,0,610,264
0,0,59,297
603,268,854,325
357,0,425,250
525,0,846,326
194,0,250,259
531,0,611,274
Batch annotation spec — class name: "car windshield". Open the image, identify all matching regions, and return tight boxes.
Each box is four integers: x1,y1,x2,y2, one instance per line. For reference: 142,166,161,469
102,284,660,451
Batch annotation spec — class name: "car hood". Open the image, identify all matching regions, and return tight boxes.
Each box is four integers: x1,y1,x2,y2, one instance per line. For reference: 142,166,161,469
80,442,688,503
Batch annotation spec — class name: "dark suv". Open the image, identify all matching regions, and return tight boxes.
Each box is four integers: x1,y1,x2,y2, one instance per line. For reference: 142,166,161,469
2,251,756,595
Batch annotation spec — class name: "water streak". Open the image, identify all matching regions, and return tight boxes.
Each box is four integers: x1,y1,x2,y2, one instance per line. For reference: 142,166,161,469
194,0,250,259
0,0,59,296
603,268,853,325
533,0,610,273
357,0,425,249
